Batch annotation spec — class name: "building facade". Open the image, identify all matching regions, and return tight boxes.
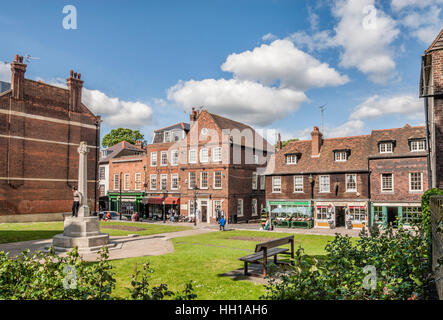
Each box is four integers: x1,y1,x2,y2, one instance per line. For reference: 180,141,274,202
265,125,428,229
0,55,100,222
420,29,443,190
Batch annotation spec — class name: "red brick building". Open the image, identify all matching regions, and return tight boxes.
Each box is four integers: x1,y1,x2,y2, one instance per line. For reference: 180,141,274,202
0,55,100,222
420,29,443,190
265,125,428,229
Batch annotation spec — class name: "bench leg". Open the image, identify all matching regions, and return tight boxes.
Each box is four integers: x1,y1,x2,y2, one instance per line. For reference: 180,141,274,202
244,261,248,276
274,255,278,264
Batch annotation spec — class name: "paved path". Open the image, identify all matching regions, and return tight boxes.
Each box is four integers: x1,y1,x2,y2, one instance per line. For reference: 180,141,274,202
0,228,215,262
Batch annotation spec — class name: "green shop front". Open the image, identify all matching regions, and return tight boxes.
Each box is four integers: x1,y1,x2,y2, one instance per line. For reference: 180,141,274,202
108,192,146,217
267,200,313,229
370,202,422,228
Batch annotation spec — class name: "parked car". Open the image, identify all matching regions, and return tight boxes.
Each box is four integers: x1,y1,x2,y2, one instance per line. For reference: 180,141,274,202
99,211,128,221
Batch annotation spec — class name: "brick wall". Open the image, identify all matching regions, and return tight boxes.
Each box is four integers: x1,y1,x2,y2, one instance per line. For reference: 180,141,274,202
108,155,147,192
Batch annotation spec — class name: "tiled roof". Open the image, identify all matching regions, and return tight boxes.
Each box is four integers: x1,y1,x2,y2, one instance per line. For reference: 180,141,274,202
368,125,427,158
154,122,190,132
99,141,144,163
425,29,443,53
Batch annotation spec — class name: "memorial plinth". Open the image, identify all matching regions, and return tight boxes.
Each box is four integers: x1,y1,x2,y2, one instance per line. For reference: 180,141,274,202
50,141,113,252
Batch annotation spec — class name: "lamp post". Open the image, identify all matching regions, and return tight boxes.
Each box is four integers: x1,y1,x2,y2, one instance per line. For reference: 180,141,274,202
193,185,198,226
309,173,314,222
162,199,166,223
143,164,147,219
119,171,122,220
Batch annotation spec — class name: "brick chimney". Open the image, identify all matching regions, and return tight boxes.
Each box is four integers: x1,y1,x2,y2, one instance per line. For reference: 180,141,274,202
276,133,282,150
135,140,143,148
67,70,83,112
190,107,200,126
311,126,323,157
10,54,27,100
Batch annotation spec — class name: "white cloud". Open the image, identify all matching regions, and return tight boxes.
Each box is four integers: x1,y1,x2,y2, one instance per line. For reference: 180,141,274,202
0,62,10,82
262,33,277,42
331,0,399,84
350,94,423,120
391,0,443,11
221,39,349,91
36,77,154,128
288,30,335,52
167,78,307,126
324,120,364,138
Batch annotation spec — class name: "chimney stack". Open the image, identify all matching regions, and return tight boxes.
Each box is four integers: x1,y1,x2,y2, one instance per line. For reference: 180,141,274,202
276,133,282,150
10,54,27,100
190,107,200,126
311,126,323,157
135,140,143,148
67,69,83,112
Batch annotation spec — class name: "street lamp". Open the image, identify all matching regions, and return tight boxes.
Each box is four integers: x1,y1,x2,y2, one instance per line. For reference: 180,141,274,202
119,171,122,220
162,199,166,223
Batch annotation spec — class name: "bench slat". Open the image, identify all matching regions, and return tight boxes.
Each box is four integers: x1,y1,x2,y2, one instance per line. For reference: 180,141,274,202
239,248,288,262
255,236,294,252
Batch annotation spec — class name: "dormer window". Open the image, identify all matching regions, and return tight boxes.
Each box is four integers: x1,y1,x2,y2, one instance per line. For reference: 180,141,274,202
334,151,347,162
410,139,426,152
285,154,298,165
379,142,393,153
164,131,171,143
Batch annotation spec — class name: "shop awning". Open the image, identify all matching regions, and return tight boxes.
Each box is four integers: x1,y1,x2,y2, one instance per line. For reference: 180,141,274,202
148,197,164,205
164,197,180,205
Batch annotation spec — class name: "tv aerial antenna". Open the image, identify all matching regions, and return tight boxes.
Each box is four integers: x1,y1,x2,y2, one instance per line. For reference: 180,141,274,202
24,54,40,63
318,104,326,133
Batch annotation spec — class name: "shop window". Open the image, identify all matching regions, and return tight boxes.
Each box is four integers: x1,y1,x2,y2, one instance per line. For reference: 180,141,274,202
403,206,422,224
349,207,366,223
316,206,329,220
373,206,383,224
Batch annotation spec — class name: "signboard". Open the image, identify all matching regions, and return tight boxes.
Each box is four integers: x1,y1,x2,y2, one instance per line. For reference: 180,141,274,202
180,204,187,210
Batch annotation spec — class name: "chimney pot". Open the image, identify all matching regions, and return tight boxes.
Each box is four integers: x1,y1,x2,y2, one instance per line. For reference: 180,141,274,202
311,126,323,156
10,54,27,100
67,69,84,112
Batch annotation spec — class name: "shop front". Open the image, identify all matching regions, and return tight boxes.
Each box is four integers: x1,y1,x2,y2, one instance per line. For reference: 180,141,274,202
314,201,369,229
267,200,313,229
143,196,180,220
371,202,422,228
108,192,146,218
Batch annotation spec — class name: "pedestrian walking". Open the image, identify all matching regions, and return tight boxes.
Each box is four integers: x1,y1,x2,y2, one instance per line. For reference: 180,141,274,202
219,215,226,231
196,208,201,224
71,186,81,217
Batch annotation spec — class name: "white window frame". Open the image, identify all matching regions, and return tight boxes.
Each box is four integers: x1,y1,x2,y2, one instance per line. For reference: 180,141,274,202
150,174,157,190
260,175,265,190
409,172,423,192
171,174,179,190
252,172,257,190
171,150,179,166
379,142,393,154
200,172,208,189
213,200,222,218
164,131,171,143
150,152,157,166
410,140,426,152
286,154,297,164
294,175,303,193
237,199,244,217
188,172,197,189
134,173,142,190
345,174,357,193
212,147,222,162
213,171,222,189
124,173,130,190
189,149,197,164
200,148,209,163
319,175,330,193
381,173,394,192
160,174,167,190
113,173,119,190
99,166,106,180
334,151,347,162
252,198,258,216
160,151,168,166
272,176,281,193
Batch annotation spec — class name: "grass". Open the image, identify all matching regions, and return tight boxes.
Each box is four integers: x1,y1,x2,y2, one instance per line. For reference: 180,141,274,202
0,221,192,244
110,230,336,300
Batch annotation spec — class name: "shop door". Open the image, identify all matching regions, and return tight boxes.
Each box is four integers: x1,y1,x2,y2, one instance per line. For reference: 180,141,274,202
335,206,345,227
387,207,398,228
121,201,135,215
201,201,208,223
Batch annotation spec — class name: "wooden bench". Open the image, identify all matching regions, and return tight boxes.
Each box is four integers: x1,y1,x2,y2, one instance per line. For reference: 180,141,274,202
238,235,294,277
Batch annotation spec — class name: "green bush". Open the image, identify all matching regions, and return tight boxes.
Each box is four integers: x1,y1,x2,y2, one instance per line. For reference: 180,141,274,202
0,246,196,300
262,223,434,300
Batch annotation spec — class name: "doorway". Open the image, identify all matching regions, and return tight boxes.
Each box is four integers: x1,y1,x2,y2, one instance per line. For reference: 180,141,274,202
335,206,345,227
387,207,398,228
200,200,208,223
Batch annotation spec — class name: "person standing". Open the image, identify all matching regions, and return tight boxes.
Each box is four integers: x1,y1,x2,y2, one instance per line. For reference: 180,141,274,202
219,215,226,231
195,208,201,224
216,209,221,222
71,186,81,217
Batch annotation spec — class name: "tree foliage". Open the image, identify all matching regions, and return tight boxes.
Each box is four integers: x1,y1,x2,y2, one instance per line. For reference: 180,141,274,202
0,246,196,300
102,128,144,148
262,214,437,300
275,138,299,149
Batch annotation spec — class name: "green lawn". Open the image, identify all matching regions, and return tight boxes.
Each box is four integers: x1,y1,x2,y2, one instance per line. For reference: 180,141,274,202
110,230,336,300
0,221,192,244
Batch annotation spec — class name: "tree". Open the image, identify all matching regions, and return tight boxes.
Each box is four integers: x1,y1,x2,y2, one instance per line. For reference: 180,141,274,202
276,138,299,149
102,128,144,148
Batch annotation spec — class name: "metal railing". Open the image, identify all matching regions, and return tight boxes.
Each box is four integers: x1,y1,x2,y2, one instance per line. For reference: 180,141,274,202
430,195,443,299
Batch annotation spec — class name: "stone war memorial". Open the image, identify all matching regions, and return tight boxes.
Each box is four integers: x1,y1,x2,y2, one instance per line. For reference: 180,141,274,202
50,141,112,252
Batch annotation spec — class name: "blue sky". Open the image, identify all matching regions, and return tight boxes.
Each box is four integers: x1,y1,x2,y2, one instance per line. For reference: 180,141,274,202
0,0,442,144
